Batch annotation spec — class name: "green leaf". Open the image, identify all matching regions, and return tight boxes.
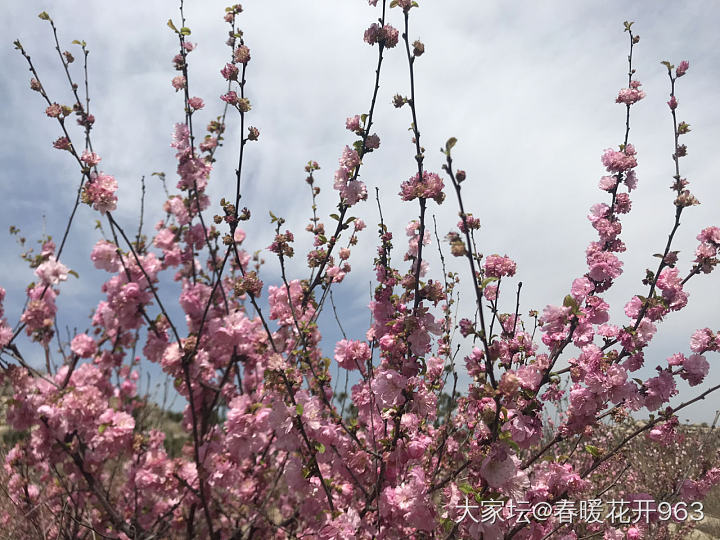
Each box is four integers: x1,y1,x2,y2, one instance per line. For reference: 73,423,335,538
295,403,303,416
480,277,498,289
167,19,178,32
445,137,458,154
38,11,50,20
458,482,473,495
68,269,79,279
98,424,108,435
563,294,578,310
585,444,602,457
180,27,191,36
329,213,340,221
316,442,326,454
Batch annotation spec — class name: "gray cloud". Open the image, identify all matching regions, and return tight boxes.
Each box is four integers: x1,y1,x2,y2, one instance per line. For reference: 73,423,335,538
2,0,719,421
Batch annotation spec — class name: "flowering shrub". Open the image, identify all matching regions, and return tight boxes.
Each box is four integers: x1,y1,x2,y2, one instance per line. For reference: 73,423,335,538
1,3,719,539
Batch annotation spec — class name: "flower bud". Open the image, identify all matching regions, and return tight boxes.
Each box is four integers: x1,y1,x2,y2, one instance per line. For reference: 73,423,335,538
237,98,251,112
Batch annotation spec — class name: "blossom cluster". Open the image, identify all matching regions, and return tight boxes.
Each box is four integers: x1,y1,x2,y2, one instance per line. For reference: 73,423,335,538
1,6,718,540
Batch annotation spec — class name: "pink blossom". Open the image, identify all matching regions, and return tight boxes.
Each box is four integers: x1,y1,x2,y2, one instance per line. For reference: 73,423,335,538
35,256,69,285
697,226,720,244
85,172,118,214
690,328,714,353
221,62,239,80
616,83,646,105
319,508,361,539
171,122,190,152
484,254,517,278
335,339,370,372
458,214,480,232
425,355,444,381
153,228,176,251
505,413,542,449
333,154,367,206
570,277,594,300
648,419,678,446
171,75,186,91
379,467,434,531
399,171,445,204
381,25,400,47
234,45,251,64
91,240,121,272
187,96,204,110
568,384,598,421
635,319,657,346
667,95,678,110
587,250,623,282
371,369,407,409
21,285,57,341
516,364,542,391
345,114,361,132
644,370,677,411
365,133,380,149
598,175,617,191
80,150,102,166
53,136,71,150
484,284,497,300
603,528,625,540
340,146,361,170
45,103,62,117
540,304,571,334
682,354,709,386
676,60,689,77
220,91,239,105
364,23,381,45
614,192,632,214
70,333,96,358
656,267,688,312
0,319,11,348
601,147,637,173
480,446,527,496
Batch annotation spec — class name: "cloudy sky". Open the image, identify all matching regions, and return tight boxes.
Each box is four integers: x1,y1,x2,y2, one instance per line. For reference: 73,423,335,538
2,1,719,422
